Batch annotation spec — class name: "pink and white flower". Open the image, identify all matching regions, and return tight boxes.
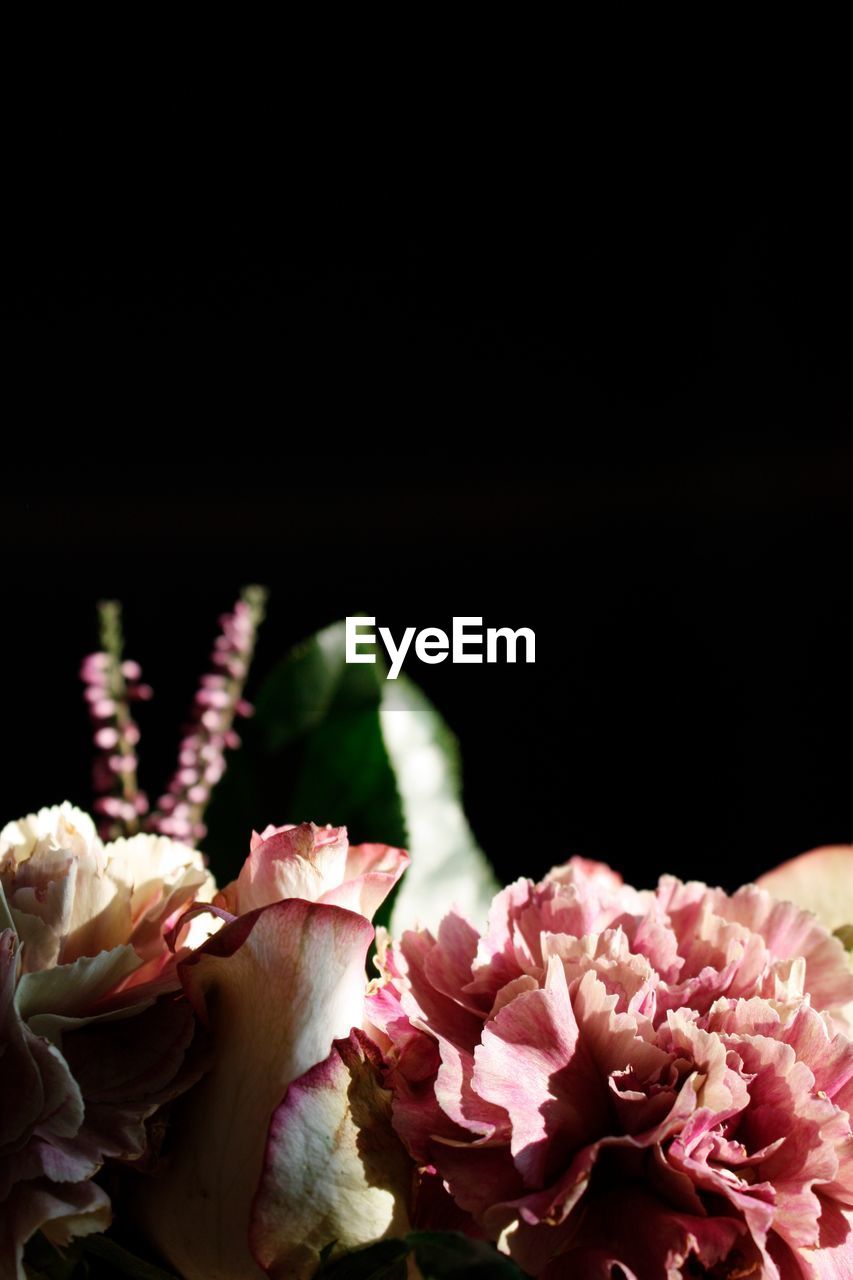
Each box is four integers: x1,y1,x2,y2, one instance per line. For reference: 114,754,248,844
215,820,410,921
0,803,213,1279
370,857,853,1278
136,821,411,1280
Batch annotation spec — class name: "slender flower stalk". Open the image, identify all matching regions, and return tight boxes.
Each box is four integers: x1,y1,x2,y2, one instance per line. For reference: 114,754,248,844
147,585,268,845
80,600,152,840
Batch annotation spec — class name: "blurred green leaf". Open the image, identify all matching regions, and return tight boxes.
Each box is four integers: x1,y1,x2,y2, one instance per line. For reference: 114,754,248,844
314,1233,530,1279
205,621,407,885
834,923,853,950
79,1236,178,1279
207,618,497,931
254,624,351,752
23,1233,83,1280
408,1231,527,1277
24,1233,177,1280
381,677,498,934
315,1237,410,1278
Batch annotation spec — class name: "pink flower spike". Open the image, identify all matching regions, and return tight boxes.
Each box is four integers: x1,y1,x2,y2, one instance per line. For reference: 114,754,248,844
146,586,267,848
110,753,138,774
81,601,150,839
80,652,110,678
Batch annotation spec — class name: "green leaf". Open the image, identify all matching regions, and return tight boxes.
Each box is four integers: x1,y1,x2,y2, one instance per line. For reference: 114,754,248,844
78,1236,179,1280
23,1233,83,1280
254,624,351,752
205,621,405,886
834,923,853,950
382,677,498,934
315,1237,410,1279
204,619,498,928
312,1233,531,1279
407,1231,528,1278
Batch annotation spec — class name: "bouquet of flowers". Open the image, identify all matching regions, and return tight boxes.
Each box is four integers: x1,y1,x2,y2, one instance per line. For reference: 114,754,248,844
6,589,853,1280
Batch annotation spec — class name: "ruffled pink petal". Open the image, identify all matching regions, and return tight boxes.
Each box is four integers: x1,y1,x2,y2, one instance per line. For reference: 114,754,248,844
544,855,625,893
722,884,853,1016
531,1187,750,1280
432,1031,510,1143
0,932,52,1148
799,1198,853,1278
0,930,92,1201
61,993,199,1161
780,1003,853,1114
473,962,608,1186
398,929,484,1052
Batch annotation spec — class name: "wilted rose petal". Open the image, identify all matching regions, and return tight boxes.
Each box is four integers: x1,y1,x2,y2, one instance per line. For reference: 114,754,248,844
135,898,376,1280
758,846,853,935
250,1029,411,1279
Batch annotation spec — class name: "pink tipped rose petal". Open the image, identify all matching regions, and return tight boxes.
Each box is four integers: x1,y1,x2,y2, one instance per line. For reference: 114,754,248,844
758,846,853,935
215,821,408,922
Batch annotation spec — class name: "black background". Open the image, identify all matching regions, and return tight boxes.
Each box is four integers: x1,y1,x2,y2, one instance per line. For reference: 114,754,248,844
3,186,851,894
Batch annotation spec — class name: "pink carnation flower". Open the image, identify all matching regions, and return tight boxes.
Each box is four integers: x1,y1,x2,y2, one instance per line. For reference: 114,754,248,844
370,858,853,1278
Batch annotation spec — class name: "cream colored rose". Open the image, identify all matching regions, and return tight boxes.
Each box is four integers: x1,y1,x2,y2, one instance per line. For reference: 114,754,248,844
0,803,216,1278
0,802,215,977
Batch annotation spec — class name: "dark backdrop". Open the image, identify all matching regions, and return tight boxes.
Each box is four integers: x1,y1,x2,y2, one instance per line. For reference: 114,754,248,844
3,192,851,893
